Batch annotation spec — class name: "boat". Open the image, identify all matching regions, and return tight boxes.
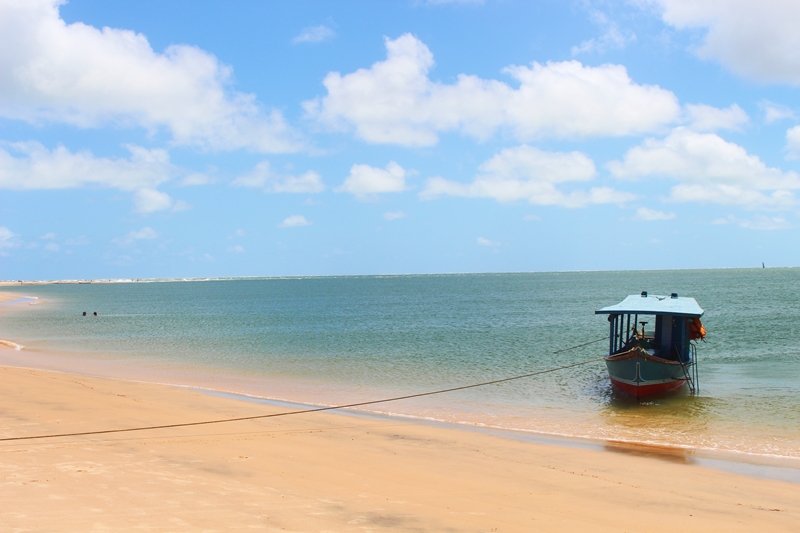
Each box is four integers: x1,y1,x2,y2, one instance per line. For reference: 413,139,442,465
595,292,705,399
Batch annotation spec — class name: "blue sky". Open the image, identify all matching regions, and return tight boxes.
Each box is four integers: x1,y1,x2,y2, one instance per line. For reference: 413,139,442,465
2,0,800,279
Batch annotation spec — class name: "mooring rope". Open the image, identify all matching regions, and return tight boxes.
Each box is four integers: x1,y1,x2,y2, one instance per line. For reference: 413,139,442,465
0,337,607,443
551,336,607,354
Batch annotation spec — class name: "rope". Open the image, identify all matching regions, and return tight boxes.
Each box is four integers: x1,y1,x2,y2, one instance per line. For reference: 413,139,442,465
552,336,607,354
0,337,607,443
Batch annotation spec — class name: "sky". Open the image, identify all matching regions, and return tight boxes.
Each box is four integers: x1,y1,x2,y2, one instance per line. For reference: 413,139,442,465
2,0,800,280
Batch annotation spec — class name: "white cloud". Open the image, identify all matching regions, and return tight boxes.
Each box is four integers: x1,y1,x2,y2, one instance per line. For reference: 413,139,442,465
39,232,56,240
292,25,335,44
572,27,635,56
0,226,18,249
712,214,791,230
572,10,636,55
608,127,800,208
740,216,791,230
0,0,299,152
383,210,407,220
0,142,172,191
421,145,635,208
654,0,800,84
129,227,158,240
337,161,407,200
304,34,680,146
635,207,676,221
113,226,158,246
279,215,312,228
172,199,191,212
786,126,800,159
231,162,271,188
268,170,325,193
670,184,795,208
760,100,795,124
227,245,245,253
134,188,174,213
0,141,185,214
232,161,326,193
181,172,214,186
44,242,59,252
65,235,90,245
477,237,502,247
684,103,748,132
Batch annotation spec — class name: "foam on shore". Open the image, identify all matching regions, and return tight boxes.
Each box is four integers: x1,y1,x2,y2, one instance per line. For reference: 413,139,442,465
0,340,23,350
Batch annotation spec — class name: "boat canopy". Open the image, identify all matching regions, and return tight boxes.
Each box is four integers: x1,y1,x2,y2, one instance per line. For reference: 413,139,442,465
595,293,704,318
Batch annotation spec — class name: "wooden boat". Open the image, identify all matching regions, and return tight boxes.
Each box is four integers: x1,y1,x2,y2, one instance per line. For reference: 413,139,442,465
595,292,705,399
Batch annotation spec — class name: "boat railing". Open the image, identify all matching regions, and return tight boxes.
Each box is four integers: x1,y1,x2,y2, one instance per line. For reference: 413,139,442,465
675,344,697,395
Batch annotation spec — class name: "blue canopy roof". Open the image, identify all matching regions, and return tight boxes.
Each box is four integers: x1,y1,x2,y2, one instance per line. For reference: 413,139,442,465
595,293,704,318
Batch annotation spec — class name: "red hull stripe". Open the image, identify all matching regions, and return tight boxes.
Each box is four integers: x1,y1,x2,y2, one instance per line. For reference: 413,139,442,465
609,377,686,398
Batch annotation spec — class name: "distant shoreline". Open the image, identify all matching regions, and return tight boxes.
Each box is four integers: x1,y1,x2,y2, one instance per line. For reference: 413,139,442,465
1,265,793,286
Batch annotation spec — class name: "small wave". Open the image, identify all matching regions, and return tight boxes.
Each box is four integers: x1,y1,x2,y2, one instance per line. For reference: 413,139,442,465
0,339,24,350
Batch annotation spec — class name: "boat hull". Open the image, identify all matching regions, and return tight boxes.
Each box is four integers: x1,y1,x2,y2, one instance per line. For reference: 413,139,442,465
605,347,689,399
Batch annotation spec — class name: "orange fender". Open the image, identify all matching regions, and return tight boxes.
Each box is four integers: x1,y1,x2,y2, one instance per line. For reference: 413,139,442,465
689,317,706,340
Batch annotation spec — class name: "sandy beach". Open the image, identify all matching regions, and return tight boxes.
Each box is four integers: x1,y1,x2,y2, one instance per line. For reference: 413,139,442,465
1,356,798,532
0,291,27,303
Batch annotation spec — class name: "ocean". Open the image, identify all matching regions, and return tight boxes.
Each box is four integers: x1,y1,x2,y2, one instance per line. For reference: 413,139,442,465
1,269,799,460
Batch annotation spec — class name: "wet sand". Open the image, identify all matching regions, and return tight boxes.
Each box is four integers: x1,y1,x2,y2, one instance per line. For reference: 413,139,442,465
0,291,27,303
1,360,798,532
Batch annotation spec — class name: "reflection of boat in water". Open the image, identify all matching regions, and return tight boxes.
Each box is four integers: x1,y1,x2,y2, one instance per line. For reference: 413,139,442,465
596,292,705,399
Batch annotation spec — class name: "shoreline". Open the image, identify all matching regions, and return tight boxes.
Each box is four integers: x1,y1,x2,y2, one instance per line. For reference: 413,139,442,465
200,387,800,483
1,265,794,286
1,363,798,531
3,347,800,484
0,291,34,303
2,283,799,472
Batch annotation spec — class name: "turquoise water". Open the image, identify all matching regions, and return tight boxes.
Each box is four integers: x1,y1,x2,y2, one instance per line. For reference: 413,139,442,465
1,269,799,458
